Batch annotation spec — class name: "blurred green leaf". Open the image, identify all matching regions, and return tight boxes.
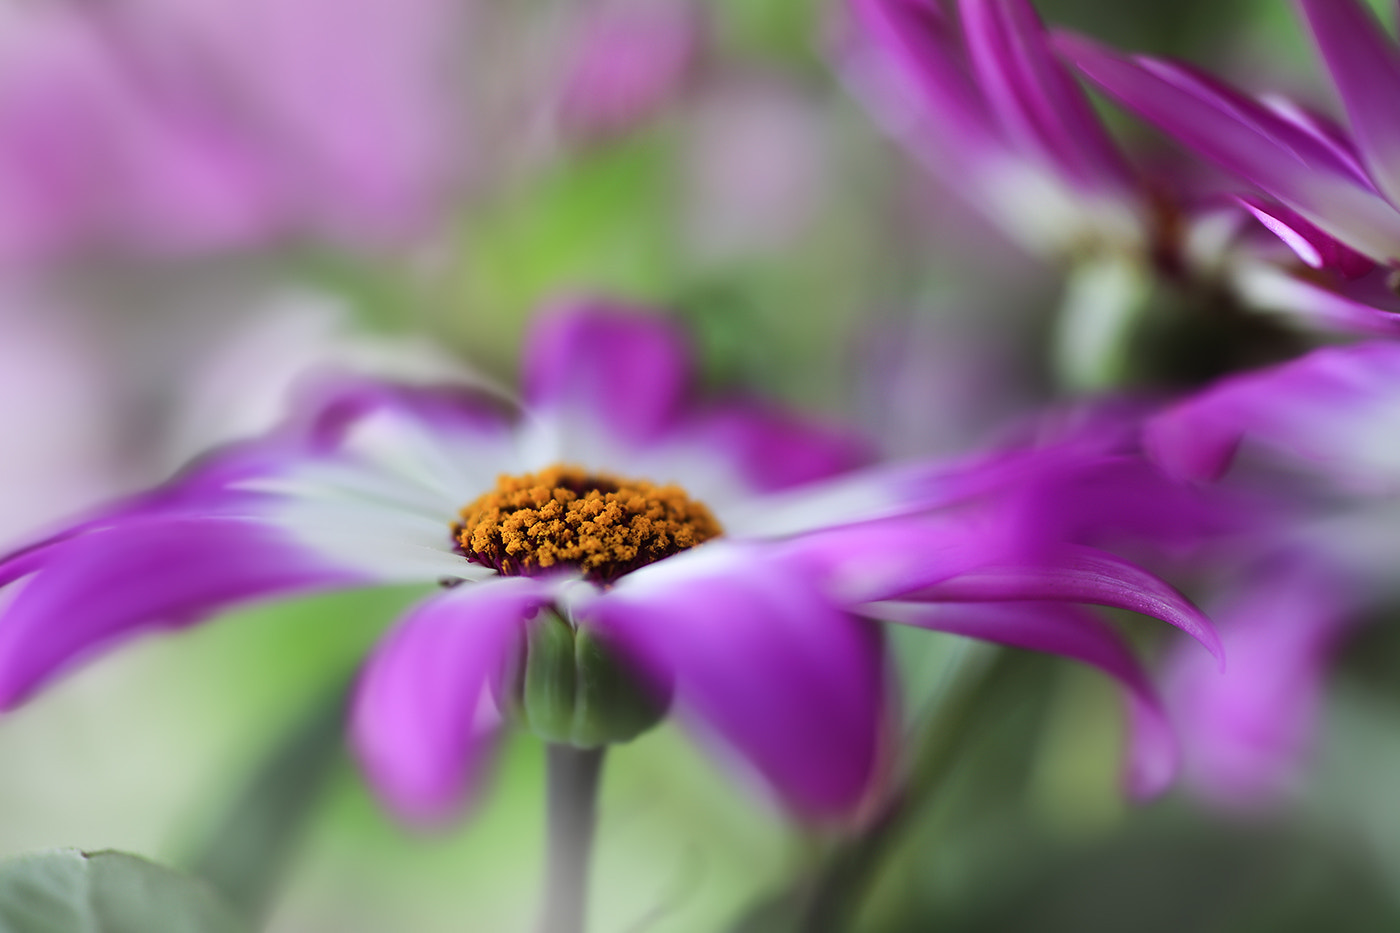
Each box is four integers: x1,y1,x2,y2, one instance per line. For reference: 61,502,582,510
184,682,349,924
0,850,248,933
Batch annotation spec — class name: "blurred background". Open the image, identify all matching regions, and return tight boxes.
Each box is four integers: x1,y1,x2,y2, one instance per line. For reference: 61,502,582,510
3,0,1400,930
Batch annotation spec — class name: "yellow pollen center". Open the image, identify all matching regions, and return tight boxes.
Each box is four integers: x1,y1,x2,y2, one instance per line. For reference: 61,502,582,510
454,465,723,583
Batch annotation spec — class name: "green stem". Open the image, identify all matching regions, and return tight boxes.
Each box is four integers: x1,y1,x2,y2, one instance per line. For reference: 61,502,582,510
539,745,606,933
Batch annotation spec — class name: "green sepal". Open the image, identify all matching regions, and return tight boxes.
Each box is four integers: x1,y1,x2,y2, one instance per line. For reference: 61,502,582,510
521,610,578,744
572,626,669,747
516,610,670,748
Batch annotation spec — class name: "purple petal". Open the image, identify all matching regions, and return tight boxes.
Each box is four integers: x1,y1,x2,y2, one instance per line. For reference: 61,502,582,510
845,0,1001,158
1237,195,1375,277
522,301,692,443
959,0,1132,190
0,515,358,710
910,544,1223,661
1146,341,1400,485
1258,95,1374,190
1164,556,1355,808
1227,260,1400,337
687,402,873,493
286,372,518,454
350,578,548,826
579,544,885,818
877,600,1176,797
1057,32,1400,262
1296,0,1400,209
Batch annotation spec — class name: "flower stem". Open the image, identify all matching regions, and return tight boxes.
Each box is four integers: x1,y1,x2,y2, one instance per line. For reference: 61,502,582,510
539,744,606,933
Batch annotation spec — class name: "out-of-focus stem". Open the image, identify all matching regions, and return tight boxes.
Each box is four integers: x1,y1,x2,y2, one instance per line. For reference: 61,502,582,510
539,744,606,933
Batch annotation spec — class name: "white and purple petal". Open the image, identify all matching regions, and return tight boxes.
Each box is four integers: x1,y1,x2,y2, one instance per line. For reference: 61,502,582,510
571,543,885,818
682,402,872,494
0,514,360,710
1295,0,1400,210
1058,32,1400,263
1237,196,1375,278
522,301,692,447
1225,260,1400,337
959,0,1133,192
351,577,550,825
845,0,1001,160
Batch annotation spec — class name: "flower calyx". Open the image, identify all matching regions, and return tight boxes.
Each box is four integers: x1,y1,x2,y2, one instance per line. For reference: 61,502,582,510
512,609,670,748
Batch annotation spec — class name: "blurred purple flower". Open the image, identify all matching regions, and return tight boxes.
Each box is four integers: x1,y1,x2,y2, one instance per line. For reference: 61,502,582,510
0,0,466,260
1058,2,1400,333
0,304,1216,824
553,0,703,141
841,0,1148,256
1162,555,1358,808
1145,341,1400,805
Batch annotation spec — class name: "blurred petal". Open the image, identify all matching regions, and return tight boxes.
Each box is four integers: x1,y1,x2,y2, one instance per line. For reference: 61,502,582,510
351,578,547,825
910,544,1222,660
847,0,999,155
0,515,360,709
1296,0,1400,209
1058,31,1400,262
874,600,1176,796
555,0,702,139
1165,555,1355,808
687,402,872,493
577,544,885,817
1237,196,1375,277
107,0,466,240
959,0,1131,189
1226,260,1400,336
522,301,691,443
1146,341,1400,486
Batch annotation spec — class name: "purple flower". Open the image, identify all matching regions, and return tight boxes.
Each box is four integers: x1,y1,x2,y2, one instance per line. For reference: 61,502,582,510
841,0,1147,256
1144,342,1400,804
1057,2,1400,333
0,304,1216,823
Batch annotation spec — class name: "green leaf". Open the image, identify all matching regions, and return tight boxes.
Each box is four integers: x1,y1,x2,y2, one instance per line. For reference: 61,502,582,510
0,850,248,933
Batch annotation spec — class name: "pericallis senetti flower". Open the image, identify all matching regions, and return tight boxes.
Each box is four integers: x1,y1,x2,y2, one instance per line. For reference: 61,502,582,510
0,303,1218,824
1058,0,1400,334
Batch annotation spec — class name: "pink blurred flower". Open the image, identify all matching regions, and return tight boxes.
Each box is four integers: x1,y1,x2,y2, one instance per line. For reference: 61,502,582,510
553,0,703,141
0,0,467,261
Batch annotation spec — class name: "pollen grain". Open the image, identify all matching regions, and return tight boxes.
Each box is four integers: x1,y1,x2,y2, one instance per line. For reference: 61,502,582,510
454,466,722,584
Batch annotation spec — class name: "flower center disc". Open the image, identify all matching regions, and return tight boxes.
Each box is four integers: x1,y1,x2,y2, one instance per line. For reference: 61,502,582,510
454,465,722,584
